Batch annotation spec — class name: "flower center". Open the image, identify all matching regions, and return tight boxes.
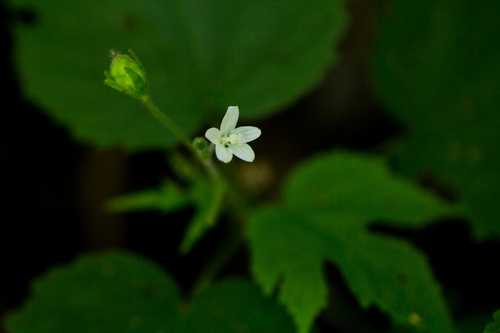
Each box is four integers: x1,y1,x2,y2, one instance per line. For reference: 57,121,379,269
221,133,238,148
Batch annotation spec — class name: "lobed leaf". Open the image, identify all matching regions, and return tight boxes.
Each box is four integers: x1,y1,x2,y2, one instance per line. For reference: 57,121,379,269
248,151,456,333
284,152,456,227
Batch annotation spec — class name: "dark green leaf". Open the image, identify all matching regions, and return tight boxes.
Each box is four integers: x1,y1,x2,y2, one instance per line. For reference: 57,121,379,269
485,310,500,333
4,251,181,333
4,252,299,333
8,0,348,150
372,0,500,240
181,279,298,333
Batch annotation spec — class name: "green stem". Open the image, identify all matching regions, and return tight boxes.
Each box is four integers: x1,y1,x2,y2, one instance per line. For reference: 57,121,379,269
141,95,223,181
141,94,245,295
188,174,254,298
141,95,193,151
201,157,221,179
189,220,244,298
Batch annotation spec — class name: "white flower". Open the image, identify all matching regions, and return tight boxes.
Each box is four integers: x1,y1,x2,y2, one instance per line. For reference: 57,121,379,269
205,106,261,163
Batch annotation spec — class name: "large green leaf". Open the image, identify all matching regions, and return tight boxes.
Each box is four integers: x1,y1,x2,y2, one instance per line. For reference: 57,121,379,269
4,251,181,333
372,0,500,240
248,151,456,333
8,0,348,150
4,251,298,333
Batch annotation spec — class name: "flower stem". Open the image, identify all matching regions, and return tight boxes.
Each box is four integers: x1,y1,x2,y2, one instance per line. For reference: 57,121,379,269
141,95,223,180
141,95,193,151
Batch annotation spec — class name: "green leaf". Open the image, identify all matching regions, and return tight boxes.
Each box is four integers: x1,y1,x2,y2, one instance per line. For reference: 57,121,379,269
372,0,500,240
485,310,500,333
179,177,226,254
106,180,189,214
107,173,226,254
285,151,455,227
4,251,181,333
248,151,456,333
8,0,348,150
181,279,299,333
4,252,300,333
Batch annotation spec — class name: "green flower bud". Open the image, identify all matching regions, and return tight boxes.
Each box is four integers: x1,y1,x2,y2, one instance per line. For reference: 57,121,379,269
193,137,211,159
193,137,208,151
104,49,147,99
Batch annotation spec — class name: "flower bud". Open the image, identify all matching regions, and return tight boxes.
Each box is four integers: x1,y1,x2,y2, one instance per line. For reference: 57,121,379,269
193,137,208,151
193,137,211,159
104,49,147,99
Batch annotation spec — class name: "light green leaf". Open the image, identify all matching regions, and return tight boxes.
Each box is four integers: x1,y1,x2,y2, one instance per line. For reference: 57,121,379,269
248,151,455,333
372,0,500,240
181,279,299,333
485,310,500,333
4,251,181,333
8,0,348,150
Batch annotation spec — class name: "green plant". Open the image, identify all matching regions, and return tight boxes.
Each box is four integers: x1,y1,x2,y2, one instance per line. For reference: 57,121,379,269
4,0,499,332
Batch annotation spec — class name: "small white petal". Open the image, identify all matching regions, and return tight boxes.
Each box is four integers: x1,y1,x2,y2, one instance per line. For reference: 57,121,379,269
216,144,233,163
231,144,255,162
232,126,261,143
220,106,239,135
205,127,221,144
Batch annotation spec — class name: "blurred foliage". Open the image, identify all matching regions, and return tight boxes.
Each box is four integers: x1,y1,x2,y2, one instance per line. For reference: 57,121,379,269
248,151,456,333
7,0,348,150
4,251,299,333
4,251,181,332
484,310,500,333
108,155,226,254
107,180,189,214
373,0,500,240
181,279,300,333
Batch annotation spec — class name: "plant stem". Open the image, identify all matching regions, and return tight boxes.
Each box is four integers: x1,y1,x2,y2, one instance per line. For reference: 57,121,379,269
141,94,242,295
141,95,222,180
189,220,244,298
141,95,193,151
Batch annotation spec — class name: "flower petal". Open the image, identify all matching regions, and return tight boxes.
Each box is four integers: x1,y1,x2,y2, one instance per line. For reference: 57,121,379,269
231,144,255,162
220,106,239,134
205,127,221,144
232,126,261,143
216,144,233,163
